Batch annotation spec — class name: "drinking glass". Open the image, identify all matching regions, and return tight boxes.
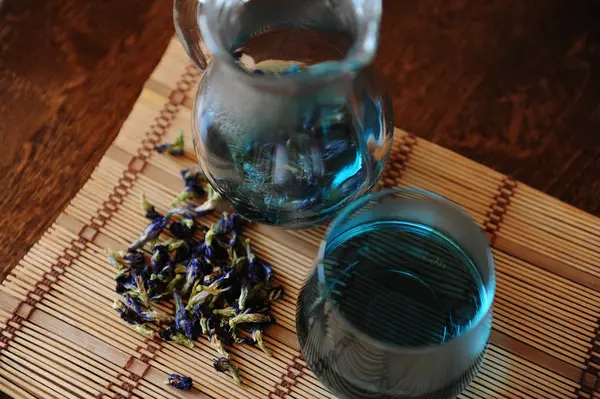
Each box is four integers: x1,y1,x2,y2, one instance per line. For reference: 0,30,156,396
296,188,495,399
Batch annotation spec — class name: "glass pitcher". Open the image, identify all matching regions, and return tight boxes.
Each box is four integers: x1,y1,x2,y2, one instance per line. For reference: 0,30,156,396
174,0,393,228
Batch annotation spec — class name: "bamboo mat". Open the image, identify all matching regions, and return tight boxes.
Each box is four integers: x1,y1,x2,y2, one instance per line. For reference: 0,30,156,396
1,37,599,399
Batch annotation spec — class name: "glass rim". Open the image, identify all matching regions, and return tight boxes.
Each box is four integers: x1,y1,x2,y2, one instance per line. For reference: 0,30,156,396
199,0,383,91
315,187,496,354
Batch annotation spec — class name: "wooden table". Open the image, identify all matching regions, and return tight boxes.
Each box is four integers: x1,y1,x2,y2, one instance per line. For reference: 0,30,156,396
1,0,599,287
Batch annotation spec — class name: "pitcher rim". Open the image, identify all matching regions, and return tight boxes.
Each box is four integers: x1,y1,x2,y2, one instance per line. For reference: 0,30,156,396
198,0,383,90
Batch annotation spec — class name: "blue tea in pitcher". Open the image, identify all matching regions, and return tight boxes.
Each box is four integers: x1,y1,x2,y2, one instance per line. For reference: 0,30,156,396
175,0,393,227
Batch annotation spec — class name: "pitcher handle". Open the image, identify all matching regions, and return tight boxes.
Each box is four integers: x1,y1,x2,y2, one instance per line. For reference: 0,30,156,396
174,0,209,70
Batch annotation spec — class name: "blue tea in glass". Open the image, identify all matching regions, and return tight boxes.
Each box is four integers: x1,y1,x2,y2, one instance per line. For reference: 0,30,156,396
297,189,495,399
174,0,393,228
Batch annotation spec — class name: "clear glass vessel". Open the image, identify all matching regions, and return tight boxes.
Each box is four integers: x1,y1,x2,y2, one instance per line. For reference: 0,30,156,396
174,0,393,228
296,188,495,398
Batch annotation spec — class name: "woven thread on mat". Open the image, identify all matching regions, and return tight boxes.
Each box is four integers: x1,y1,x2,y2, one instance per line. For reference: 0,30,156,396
484,176,516,245
269,354,305,399
577,322,600,398
0,64,201,399
382,132,417,188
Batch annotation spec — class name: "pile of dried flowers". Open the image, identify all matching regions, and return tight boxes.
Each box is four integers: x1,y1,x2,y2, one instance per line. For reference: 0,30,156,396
108,135,283,388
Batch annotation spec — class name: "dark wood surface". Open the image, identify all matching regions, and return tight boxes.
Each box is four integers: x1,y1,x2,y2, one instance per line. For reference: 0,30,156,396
1,0,599,286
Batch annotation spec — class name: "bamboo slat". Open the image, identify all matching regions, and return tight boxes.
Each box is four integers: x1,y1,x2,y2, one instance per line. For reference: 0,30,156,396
1,36,598,399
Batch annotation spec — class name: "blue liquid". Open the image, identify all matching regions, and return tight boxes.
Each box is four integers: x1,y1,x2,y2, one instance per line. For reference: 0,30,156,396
297,221,489,398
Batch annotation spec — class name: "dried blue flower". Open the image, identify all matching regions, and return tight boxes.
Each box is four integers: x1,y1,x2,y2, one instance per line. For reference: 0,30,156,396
262,262,273,285
107,250,126,270
108,250,145,272
165,373,193,390
159,324,177,341
172,332,195,348
171,168,209,206
169,217,196,239
251,326,271,356
123,251,145,271
140,193,161,220
167,239,192,263
212,307,237,317
154,130,185,156
133,324,155,338
214,212,230,235
192,185,221,215
112,298,145,325
180,168,206,195
126,273,151,307
115,271,135,294
213,357,242,385
187,280,230,310
113,293,170,325
237,278,250,312
228,311,271,331
174,291,194,340
267,286,284,302
182,258,202,294
152,274,184,300
129,217,168,251
151,244,169,273
245,239,272,285
207,317,230,359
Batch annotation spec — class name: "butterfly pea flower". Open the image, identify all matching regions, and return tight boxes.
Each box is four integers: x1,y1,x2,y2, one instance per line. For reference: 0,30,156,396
192,185,221,215
159,324,177,341
212,307,237,317
200,314,209,335
228,312,271,331
174,291,194,340
115,271,136,294
169,216,196,239
113,294,170,325
108,250,145,271
140,192,161,220
173,263,187,274
172,331,195,348
227,213,244,247
152,274,184,300
251,326,271,356
171,168,208,206
107,250,126,270
151,244,169,273
133,324,155,338
245,239,273,285
129,217,168,251
267,286,284,302
190,303,206,337
131,273,152,307
182,258,203,294
237,279,250,311
167,239,192,263
203,266,225,285
112,298,145,325
213,357,242,386
207,317,230,359
128,293,171,322
154,130,185,156
215,211,242,236
186,281,230,310
165,373,193,390
165,207,194,218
